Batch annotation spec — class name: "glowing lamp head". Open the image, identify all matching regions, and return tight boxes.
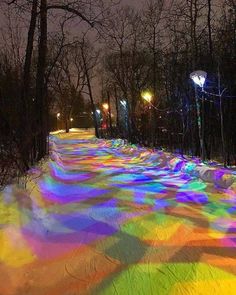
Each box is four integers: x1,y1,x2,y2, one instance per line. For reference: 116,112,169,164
96,109,101,114
70,118,73,122
141,91,153,103
57,113,60,119
120,100,127,107
102,103,109,111
190,70,207,88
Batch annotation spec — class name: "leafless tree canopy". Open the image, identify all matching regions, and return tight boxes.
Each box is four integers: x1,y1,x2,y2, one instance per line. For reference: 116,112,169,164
0,0,236,188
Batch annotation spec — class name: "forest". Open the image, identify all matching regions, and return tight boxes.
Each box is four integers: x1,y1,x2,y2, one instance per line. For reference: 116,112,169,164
0,0,236,188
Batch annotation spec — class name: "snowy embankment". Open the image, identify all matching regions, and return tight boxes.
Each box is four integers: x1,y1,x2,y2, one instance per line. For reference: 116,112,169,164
48,132,235,191
63,137,236,191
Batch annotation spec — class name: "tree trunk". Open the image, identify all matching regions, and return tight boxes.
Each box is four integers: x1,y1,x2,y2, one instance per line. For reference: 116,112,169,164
107,91,113,137
114,86,120,136
35,0,48,160
20,0,38,167
65,118,69,133
81,45,99,138
22,0,38,110
207,0,213,59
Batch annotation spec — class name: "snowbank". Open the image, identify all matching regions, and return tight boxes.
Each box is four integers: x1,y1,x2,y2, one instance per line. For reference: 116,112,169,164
49,135,236,190
168,157,235,189
96,138,236,190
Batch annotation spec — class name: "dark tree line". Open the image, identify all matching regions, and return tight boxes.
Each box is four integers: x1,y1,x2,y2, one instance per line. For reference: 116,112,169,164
100,0,236,166
0,0,236,188
0,0,117,188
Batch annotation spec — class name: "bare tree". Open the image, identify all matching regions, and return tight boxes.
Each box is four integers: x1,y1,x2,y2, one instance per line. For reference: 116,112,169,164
50,42,86,132
79,36,100,137
3,0,119,164
101,6,151,141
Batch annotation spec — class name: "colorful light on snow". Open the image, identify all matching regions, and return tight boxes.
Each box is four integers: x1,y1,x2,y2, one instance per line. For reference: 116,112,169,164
0,129,236,294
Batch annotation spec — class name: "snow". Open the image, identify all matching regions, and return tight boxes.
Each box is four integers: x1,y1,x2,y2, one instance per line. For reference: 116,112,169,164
0,129,236,294
101,138,236,190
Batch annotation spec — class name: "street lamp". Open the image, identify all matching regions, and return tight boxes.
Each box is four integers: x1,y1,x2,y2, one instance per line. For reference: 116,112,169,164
141,90,162,111
102,103,109,111
190,70,207,161
141,90,155,146
190,70,207,89
117,100,128,137
141,90,153,103
95,109,102,129
120,100,127,107
191,70,228,166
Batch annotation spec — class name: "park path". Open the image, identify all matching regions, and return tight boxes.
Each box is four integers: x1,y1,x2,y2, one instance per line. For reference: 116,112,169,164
0,129,236,295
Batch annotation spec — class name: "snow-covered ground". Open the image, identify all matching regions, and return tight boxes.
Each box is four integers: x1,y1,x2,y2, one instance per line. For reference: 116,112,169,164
0,129,236,295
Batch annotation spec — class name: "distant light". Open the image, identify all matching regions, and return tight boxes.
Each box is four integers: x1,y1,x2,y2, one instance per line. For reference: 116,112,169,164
70,118,73,122
102,103,109,111
96,109,101,114
57,113,60,119
120,100,127,107
190,70,207,88
141,90,153,103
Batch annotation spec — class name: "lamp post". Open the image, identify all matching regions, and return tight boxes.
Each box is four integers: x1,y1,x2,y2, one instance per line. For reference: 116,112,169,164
190,70,227,165
141,90,154,146
95,109,102,131
70,117,73,129
102,103,109,136
141,90,153,104
217,67,226,166
56,113,60,130
119,100,128,137
190,70,207,161
96,109,101,124
107,92,113,137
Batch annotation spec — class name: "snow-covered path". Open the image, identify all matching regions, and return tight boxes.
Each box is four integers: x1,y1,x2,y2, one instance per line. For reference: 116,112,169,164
1,130,236,295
